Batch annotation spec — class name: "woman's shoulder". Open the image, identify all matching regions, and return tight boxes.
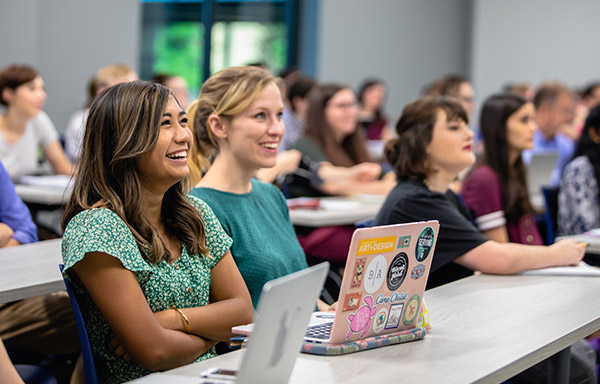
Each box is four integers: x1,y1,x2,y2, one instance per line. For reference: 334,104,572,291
564,156,593,174
465,165,499,184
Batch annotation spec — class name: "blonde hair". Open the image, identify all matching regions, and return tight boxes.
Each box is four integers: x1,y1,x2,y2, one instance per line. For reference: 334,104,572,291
187,66,283,184
95,63,136,88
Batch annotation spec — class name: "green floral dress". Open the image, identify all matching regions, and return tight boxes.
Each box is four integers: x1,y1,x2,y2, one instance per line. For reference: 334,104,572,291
61,196,233,384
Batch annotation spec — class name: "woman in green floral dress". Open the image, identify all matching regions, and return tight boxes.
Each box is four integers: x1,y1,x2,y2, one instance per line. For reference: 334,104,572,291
60,80,253,384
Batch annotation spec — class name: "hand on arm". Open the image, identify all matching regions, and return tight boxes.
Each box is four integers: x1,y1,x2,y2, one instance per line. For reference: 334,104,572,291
44,140,74,176
0,223,15,248
71,252,213,371
455,238,584,275
255,150,302,184
179,251,254,341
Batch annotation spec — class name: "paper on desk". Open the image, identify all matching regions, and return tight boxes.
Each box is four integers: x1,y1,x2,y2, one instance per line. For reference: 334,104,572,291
518,262,600,276
19,175,73,190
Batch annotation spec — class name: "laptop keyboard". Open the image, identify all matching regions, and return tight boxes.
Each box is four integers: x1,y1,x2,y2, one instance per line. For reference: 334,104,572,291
305,322,333,340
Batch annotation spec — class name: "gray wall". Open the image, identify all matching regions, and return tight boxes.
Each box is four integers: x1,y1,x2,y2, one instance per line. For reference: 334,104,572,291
0,0,140,133
315,0,472,121
471,0,600,121
2,0,599,134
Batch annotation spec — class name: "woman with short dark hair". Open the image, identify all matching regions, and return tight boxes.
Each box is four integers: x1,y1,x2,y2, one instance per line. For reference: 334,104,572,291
374,96,583,290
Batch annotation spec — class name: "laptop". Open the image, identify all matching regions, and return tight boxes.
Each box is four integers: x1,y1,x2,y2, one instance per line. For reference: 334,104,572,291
303,221,438,344
527,152,559,208
199,262,329,384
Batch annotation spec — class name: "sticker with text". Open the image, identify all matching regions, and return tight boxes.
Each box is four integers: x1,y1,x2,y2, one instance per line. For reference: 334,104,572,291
386,252,408,290
351,257,367,288
346,296,377,339
357,236,396,256
363,254,387,294
402,295,421,326
415,226,435,262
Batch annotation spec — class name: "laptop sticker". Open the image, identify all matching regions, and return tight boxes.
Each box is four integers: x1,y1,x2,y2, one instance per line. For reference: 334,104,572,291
402,295,421,326
386,252,408,290
350,257,367,288
411,264,426,280
346,296,377,339
364,254,387,294
373,307,388,333
385,303,404,329
357,236,397,256
415,226,435,262
397,235,411,248
342,292,362,312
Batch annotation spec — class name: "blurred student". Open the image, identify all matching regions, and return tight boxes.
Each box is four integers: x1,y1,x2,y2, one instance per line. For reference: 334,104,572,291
61,81,252,383
0,64,73,180
522,82,575,187
558,104,600,235
152,73,190,109
279,74,316,152
357,78,391,140
64,63,138,162
422,74,475,120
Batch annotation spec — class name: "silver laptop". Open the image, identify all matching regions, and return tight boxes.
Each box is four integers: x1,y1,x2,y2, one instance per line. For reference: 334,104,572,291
527,152,559,208
200,262,329,384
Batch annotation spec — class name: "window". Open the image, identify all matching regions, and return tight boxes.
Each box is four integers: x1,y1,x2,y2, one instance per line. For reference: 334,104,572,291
139,0,297,96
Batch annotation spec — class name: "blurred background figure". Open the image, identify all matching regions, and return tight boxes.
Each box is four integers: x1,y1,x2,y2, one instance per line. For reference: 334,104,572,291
0,64,73,180
503,82,535,101
152,73,190,109
422,74,475,120
356,78,391,140
64,63,138,163
280,74,316,153
558,104,600,236
522,81,575,187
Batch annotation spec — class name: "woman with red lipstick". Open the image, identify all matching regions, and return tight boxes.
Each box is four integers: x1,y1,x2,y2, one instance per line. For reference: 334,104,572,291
462,94,542,245
61,81,253,383
0,64,73,180
187,66,330,310
374,96,584,290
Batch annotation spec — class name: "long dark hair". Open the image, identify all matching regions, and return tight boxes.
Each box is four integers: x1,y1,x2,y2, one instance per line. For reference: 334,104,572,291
62,80,209,263
304,84,371,167
476,93,535,222
574,104,600,192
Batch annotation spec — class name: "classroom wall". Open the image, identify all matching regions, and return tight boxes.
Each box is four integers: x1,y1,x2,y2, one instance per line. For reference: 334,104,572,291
0,0,140,134
470,0,600,124
314,0,472,121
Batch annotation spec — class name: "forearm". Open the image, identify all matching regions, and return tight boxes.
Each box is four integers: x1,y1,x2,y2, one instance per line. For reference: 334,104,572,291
319,179,394,196
181,298,254,341
132,328,216,371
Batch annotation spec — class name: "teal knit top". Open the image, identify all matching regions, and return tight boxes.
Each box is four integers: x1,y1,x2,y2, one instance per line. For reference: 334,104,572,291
189,179,309,307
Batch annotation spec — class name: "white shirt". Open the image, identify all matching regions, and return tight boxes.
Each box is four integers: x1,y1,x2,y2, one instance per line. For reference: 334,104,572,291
0,111,59,180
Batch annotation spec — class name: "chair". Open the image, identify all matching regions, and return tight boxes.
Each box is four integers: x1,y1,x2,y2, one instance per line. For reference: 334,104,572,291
541,186,559,245
58,265,98,384
15,364,57,384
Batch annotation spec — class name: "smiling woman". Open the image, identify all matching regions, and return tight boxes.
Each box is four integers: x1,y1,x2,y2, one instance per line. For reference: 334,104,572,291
186,66,329,310
60,80,253,384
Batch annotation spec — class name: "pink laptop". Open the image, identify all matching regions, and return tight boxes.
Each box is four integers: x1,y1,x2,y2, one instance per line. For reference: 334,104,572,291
304,220,439,344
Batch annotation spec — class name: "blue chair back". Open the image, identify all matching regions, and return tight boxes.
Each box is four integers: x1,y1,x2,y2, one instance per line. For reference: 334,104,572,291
541,186,559,245
58,264,98,384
